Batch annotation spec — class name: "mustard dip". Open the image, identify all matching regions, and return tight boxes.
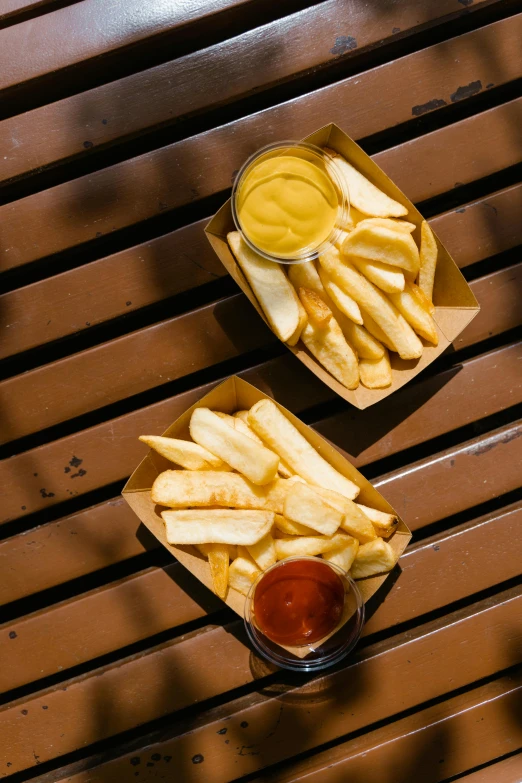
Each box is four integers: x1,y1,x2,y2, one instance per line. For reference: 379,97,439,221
236,154,339,258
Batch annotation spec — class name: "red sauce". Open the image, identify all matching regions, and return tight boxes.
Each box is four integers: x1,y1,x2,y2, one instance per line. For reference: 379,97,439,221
253,559,344,646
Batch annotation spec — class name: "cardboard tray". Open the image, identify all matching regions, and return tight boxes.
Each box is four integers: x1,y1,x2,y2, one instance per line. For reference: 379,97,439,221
122,376,412,657
204,124,480,409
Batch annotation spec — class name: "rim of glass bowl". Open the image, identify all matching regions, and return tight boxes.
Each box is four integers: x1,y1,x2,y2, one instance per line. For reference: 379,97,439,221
244,556,365,672
231,141,350,265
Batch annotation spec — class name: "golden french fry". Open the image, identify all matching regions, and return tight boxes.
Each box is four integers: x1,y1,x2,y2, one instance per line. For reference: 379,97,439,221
213,411,236,424
232,416,264,445
318,266,363,324
286,295,308,346
350,256,405,294
299,287,332,327
248,399,360,499
190,407,279,485
356,503,399,538
152,470,289,513
284,482,343,536
341,317,385,360
325,148,408,217
273,513,316,537
362,312,397,352
247,532,277,570
334,228,351,251
410,281,435,315
228,556,260,596
357,217,416,233
234,410,250,422
207,543,229,599
343,224,420,277
351,537,396,578
340,205,366,231
319,249,423,360
322,536,359,571
275,532,349,560
301,317,360,389
418,220,438,300
228,231,301,342
162,509,274,546
237,545,255,562
288,259,324,294
139,435,230,471
388,284,438,345
340,511,377,544
359,348,392,389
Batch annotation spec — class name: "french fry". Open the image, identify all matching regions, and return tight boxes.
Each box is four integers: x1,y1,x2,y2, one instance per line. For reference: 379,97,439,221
152,470,289,513
318,266,363,324
334,228,351,251
227,231,301,342
356,503,399,538
342,318,385,360
301,317,359,389
162,509,274,546
388,284,438,345
362,312,397,352
340,510,377,544
196,542,238,560
343,224,420,277
234,410,250,423
273,513,316,537
139,435,230,471
325,148,408,217
359,348,392,389
319,248,423,360
190,407,279,485
232,416,264,445
418,220,438,300
284,482,343,536
288,259,324,295
351,537,396,578
350,256,405,294
357,217,416,233
248,398,360,499
299,287,332,327
275,532,349,560
228,556,260,596
286,295,308,346
237,545,256,563
341,205,366,230
410,281,435,315
322,536,359,571
214,411,236,424
247,532,277,570
207,544,229,599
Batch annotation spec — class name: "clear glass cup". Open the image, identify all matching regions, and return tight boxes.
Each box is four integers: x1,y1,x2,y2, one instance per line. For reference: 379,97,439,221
244,556,364,672
231,141,350,265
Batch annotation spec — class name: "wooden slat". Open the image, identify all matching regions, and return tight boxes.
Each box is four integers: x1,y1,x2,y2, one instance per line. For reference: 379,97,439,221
2,181,520,360
0,0,61,23
2,9,519,183
0,0,260,93
375,420,522,529
5,586,520,777
457,755,522,783
2,83,521,273
253,676,522,783
2,499,519,693
0,282,518,524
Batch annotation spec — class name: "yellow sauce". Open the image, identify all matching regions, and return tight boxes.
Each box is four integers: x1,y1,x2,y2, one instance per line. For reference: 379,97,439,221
237,154,339,258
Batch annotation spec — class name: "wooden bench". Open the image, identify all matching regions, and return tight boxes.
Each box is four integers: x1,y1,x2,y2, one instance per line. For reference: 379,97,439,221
0,0,520,780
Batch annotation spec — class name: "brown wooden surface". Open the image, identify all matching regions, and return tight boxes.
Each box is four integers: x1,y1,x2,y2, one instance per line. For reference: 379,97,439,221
0,1,520,781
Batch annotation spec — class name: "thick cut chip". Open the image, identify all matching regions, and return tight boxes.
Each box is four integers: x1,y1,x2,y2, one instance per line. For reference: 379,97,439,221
152,470,289,512
388,284,438,345
284,482,343,536
227,231,301,342
214,411,236,424
190,407,279,485
322,536,359,572
275,533,348,560
342,318,385,360
343,224,420,277
341,205,366,231
360,348,392,389
350,256,405,294
234,410,250,423
357,217,416,233
196,543,238,561
286,295,308,346
231,414,294,477
334,228,351,251
318,266,363,324
299,287,332,327
247,533,276,571
418,220,438,300
362,312,396,352
232,416,264,445
139,435,229,471
248,399,360,499
325,149,408,217
340,509,377,544
207,544,229,599
351,538,397,578
357,503,399,538
162,509,274,546
301,318,359,390
288,259,324,294
273,513,316,537
320,249,423,360
228,556,260,596
410,282,435,315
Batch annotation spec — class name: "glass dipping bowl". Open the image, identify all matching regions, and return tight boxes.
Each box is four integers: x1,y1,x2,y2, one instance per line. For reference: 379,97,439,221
231,141,350,265
244,556,364,672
